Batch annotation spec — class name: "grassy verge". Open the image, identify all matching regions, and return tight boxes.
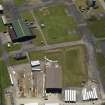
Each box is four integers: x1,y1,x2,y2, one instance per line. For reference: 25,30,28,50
34,4,80,44
14,0,26,6
96,52,105,90
0,60,11,105
9,56,28,65
0,18,6,32
4,43,21,52
29,45,87,87
88,17,105,38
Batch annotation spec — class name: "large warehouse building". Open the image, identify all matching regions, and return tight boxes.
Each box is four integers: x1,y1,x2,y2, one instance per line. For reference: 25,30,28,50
46,62,62,93
8,19,35,42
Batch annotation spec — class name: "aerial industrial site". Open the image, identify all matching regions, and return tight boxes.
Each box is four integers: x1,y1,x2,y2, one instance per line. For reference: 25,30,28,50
0,0,105,105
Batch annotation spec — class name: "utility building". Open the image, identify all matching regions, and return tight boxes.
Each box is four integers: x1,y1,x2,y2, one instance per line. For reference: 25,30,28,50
8,19,35,42
0,4,4,14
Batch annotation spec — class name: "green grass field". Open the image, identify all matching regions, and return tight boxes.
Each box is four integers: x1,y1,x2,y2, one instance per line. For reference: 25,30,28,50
0,18,6,32
9,56,28,65
29,45,87,87
0,0,3,3
0,60,10,105
31,28,45,46
14,0,26,6
34,4,80,44
4,43,21,52
88,18,105,38
96,52,105,89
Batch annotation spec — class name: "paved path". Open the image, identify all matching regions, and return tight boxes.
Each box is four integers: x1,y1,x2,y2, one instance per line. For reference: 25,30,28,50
9,40,84,55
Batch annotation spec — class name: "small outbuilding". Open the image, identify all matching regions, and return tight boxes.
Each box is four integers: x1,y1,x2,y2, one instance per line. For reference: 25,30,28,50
0,4,4,14
1,15,8,25
31,60,41,71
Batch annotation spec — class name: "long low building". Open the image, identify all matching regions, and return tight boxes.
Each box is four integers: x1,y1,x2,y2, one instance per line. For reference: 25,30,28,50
8,19,35,42
46,62,62,93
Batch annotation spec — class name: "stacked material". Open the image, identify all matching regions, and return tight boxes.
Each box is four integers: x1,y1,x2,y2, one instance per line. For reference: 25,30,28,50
82,88,98,101
64,89,76,102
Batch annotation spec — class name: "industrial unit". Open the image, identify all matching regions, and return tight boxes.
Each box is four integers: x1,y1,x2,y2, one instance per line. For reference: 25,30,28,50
8,19,35,42
46,62,62,93
31,60,41,71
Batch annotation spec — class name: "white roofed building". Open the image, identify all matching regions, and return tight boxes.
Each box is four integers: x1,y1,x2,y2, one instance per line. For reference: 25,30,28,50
31,60,41,71
0,4,4,14
25,103,38,105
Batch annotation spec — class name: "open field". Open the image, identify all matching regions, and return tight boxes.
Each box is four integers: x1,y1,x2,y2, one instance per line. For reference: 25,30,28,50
0,60,11,105
15,0,40,6
4,43,21,52
14,0,26,6
9,56,28,65
34,4,80,44
29,45,88,87
96,52,105,91
31,28,45,46
0,0,3,3
88,17,105,38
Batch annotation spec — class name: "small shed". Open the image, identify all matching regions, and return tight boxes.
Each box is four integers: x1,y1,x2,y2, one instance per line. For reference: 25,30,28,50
0,4,4,14
64,89,76,103
1,15,8,25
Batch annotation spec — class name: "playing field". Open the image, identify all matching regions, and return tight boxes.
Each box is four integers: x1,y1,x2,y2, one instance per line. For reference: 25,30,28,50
0,60,10,105
34,4,80,44
29,45,88,87
88,17,105,38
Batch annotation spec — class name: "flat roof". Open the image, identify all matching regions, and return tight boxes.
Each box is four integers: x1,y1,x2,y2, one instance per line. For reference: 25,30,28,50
46,62,62,88
31,60,40,66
